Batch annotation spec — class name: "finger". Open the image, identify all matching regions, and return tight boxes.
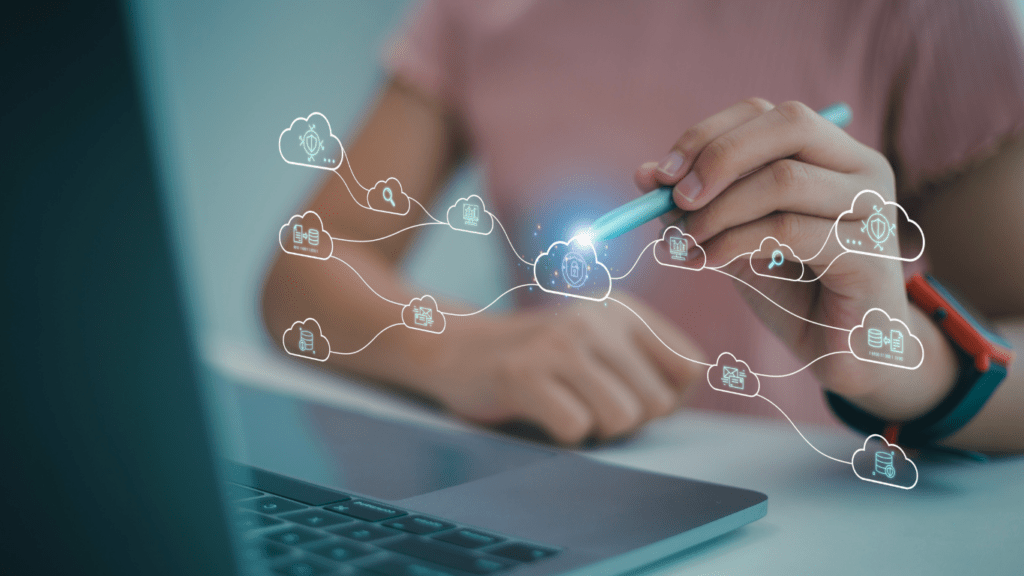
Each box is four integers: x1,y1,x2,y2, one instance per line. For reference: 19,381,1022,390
652,97,774,184
634,161,662,193
685,160,869,245
594,341,677,418
702,212,842,269
556,356,644,439
513,376,594,445
674,101,875,210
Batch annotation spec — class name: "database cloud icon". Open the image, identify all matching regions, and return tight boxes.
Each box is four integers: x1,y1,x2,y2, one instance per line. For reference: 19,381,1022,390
279,211,334,260
282,318,331,362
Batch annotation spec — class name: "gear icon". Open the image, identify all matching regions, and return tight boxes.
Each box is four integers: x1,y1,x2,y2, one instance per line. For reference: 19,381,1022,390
861,205,896,251
299,124,325,162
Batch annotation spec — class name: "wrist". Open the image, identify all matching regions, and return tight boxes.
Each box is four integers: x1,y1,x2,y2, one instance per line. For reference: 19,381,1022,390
845,301,959,422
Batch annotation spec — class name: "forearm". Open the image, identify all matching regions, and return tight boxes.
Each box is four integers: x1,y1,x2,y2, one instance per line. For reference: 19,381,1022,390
261,243,444,394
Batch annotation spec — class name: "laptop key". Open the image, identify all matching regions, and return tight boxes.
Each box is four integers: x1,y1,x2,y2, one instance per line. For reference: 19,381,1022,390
433,529,504,550
327,500,406,522
266,526,329,546
283,509,354,529
235,511,284,531
382,536,514,575
489,543,558,563
240,496,307,515
384,516,454,535
307,539,373,562
331,521,399,543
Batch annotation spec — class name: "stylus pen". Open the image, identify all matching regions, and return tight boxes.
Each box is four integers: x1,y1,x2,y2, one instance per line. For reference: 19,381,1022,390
589,102,853,242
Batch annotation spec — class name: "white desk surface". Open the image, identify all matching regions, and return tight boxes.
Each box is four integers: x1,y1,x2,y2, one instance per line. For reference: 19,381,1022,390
209,342,1024,576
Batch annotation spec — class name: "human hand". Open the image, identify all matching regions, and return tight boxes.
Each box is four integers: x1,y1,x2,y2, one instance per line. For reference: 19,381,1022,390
416,294,705,444
635,98,957,420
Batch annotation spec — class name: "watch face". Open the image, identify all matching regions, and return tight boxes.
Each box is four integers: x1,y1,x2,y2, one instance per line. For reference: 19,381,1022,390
925,275,1011,349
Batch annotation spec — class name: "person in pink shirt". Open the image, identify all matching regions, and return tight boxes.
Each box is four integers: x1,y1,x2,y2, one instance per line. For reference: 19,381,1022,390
263,0,1024,451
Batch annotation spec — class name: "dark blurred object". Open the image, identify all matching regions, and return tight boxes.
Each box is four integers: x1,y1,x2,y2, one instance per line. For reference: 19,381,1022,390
0,2,238,575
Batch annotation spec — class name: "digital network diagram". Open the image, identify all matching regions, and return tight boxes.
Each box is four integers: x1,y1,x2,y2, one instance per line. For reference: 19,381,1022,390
276,112,925,490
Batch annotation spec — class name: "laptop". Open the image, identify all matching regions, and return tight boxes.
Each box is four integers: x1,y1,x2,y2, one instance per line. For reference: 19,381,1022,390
0,2,766,575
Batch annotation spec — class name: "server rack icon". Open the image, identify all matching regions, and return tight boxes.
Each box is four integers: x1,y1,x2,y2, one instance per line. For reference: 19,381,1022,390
873,450,896,479
298,329,315,353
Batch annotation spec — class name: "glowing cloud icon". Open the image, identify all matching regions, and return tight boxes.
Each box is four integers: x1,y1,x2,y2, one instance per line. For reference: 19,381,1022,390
282,318,331,362
851,434,919,489
750,237,804,281
706,352,760,398
653,226,706,271
446,194,494,235
278,113,344,170
833,190,925,262
279,211,334,260
849,308,924,370
402,295,446,334
367,177,411,215
533,237,612,302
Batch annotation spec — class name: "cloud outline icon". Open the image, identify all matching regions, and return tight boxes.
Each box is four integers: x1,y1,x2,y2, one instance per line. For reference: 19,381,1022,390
851,434,919,489
279,211,334,260
653,226,706,271
446,194,494,235
402,295,446,334
849,308,924,370
833,189,925,262
533,238,612,302
706,352,760,398
367,177,411,216
750,236,805,281
278,112,343,170
282,318,331,362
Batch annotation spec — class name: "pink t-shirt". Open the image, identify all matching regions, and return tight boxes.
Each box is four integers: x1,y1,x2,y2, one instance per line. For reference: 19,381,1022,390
385,0,1024,424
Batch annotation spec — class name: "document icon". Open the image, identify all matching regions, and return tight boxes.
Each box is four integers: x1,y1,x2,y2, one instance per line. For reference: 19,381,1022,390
888,329,904,354
721,366,746,390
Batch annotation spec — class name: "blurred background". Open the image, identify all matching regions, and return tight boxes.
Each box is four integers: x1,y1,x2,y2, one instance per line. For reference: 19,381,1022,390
129,0,1024,356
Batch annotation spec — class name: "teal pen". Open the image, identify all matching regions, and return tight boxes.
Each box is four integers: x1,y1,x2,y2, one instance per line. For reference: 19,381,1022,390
589,102,853,242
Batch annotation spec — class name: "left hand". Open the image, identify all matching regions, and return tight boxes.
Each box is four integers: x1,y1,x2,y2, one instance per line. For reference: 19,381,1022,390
635,98,957,421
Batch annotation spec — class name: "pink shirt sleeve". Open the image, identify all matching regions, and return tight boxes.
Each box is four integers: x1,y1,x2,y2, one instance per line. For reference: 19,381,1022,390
381,0,462,109
893,0,1024,195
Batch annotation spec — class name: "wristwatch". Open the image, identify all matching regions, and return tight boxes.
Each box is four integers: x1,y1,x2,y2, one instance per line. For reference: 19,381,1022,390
826,273,1014,447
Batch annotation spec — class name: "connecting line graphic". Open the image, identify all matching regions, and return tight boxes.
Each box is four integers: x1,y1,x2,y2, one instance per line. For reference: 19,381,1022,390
410,196,444,224
329,323,404,355
751,351,855,379
707,267,852,333
329,255,405,307
756,394,852,465
494,216,535,267
332,168,370,209
706,251,753,271
606,297,713,367
331,222,445,243
342,155,370,192
442,283,537,317
796,252,847,283
611,240,658,281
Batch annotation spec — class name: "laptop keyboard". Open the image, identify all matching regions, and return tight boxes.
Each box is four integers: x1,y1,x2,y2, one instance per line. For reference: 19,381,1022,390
227,465,560,576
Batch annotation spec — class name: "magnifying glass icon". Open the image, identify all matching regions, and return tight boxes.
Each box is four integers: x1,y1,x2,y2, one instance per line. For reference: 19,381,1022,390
382,186,396,207
768,249,784,270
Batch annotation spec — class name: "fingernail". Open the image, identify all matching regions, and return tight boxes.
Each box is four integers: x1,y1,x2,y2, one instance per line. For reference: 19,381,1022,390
657,151,685,178
674,171,703,203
